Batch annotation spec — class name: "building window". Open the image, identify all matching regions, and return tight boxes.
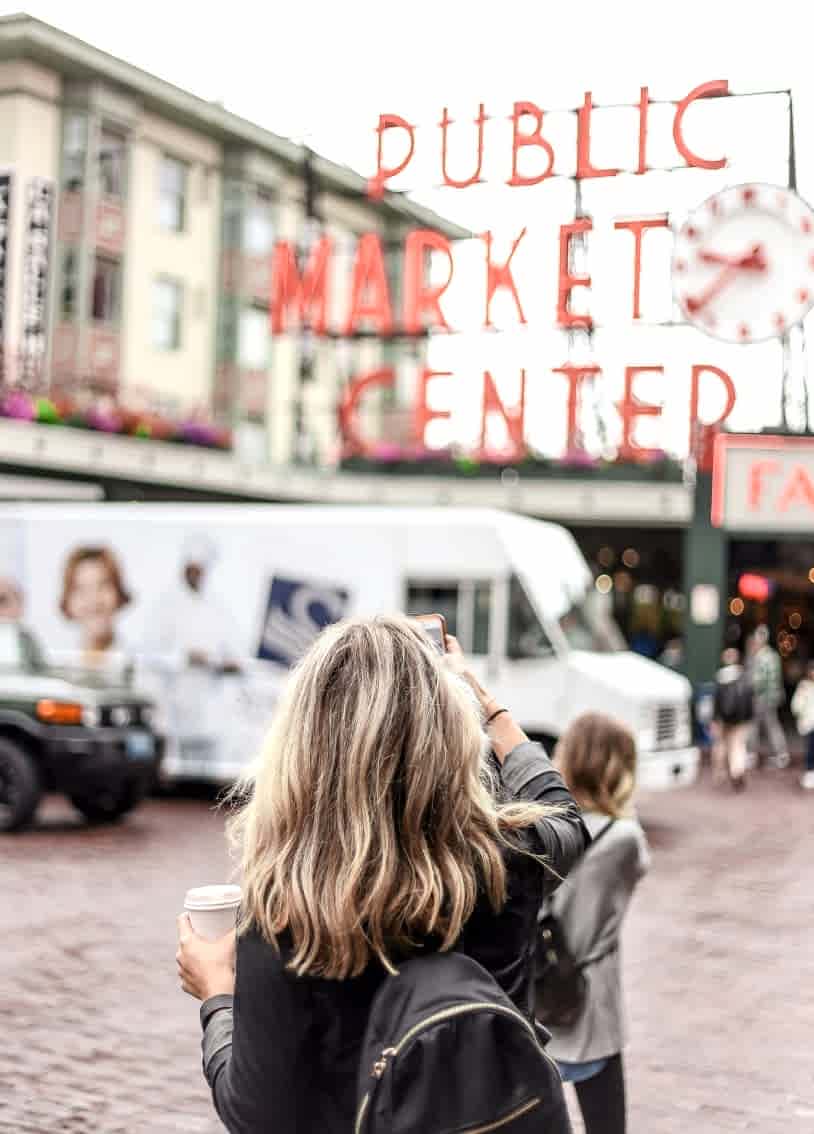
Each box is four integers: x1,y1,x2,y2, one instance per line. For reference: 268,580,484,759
158,155,187,231
238,305,270,370
508,576,554,660
244,188,274,256
152,278,183,350
60,249,79,320
62,113,87,192
405,583,459,638
98,127,127,198
472,582,491,656
91,256,121,323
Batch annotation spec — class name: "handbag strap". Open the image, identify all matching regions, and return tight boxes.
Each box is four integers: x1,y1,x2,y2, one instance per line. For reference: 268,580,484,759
537,818,616,924
584,818,617,855
566,819,618,971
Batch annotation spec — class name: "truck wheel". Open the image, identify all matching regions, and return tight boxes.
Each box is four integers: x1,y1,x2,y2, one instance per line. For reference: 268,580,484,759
70,781,144,825
0,738,42,832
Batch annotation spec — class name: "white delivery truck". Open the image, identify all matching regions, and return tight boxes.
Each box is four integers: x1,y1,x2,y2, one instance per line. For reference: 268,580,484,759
0,504,698,790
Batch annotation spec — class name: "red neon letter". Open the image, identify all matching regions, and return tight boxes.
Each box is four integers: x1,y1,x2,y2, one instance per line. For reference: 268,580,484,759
403,230,453,334
367,114,416,199
689,364,737,456
344,234,394,336
414,368,452,446
616,366,664,461
614,216,670,320
479,370,527,459
557,219,593,329
748,460,781,511
576,92,618,180
507,101,555,187
483,229,527,329
778,465,814,512
673,80,728,170
338,367,395,456
637,87,649,174
553,364,601,451
269,237,332,335
440,104,487,189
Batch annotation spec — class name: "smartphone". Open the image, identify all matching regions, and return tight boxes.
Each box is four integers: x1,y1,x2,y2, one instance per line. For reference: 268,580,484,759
415,613,448,654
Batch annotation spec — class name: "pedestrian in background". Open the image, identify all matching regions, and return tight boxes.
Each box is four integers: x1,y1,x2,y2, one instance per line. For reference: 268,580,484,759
175,618,587,1133
791,661,814,791
748,626,790,769
712,647,753,790
544,713,650,1134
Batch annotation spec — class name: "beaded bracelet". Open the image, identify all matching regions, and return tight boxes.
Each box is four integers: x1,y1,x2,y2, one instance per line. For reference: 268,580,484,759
485,707,509,726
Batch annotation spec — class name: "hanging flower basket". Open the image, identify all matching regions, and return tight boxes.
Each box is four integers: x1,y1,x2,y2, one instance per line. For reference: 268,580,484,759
0,387,233,451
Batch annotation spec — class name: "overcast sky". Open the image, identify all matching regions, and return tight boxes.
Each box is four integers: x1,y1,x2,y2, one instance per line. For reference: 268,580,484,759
6,0,814,456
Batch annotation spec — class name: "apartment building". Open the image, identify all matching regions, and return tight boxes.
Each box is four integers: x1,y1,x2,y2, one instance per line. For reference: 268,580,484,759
0,14,464,484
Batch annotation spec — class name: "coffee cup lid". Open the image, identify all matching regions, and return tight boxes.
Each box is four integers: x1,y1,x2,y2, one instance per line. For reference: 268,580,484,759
184,884,242,910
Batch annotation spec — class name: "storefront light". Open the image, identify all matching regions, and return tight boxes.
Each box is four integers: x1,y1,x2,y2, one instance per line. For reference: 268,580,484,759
729,597,745,616
622,548,640,569
790,612,803,630
598,546,614,568
595,573,613,595
614,570,633,594
809,568,814,584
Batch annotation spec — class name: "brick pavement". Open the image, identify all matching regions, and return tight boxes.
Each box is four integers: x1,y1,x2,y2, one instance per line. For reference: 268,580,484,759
1,770,812,1133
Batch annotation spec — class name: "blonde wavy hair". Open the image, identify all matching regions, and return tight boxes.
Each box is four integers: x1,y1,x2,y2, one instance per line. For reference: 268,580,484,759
228,615,554,979
554,712,637,819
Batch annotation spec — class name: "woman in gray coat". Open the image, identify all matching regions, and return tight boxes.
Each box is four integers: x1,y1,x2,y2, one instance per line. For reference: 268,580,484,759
546,713,650,1134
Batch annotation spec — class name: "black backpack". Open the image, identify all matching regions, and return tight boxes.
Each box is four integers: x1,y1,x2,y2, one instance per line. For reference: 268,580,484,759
715,672,753,725
356,950,571,1134
534,820,616,1029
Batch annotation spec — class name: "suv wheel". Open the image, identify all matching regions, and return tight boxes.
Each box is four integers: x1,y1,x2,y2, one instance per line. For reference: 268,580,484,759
0,738,42,832
70,780,144,825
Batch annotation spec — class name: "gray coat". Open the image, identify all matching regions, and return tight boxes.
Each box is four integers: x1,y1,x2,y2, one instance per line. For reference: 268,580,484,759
545,810,650,1064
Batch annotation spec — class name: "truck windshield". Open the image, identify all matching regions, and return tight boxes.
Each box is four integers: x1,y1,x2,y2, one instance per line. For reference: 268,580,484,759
0,624,46,672
558,590,626,654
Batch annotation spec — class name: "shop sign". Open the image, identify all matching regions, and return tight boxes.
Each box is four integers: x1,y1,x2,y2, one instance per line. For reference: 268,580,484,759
270,81,760,462
712,434,814,530
0,172,11,347
20,177,54,385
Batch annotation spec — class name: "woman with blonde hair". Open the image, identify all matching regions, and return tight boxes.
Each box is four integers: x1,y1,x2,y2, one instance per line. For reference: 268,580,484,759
543,712,651,1134
176,615,588,1132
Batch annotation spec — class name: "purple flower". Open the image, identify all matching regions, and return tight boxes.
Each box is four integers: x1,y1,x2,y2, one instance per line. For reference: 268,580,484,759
0,390,36,421
84,407,123,433
177,421,220,446
561,448,598,469
371,442,405,462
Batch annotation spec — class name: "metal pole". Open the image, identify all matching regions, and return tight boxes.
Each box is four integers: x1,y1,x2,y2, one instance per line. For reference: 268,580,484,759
293,146,319,464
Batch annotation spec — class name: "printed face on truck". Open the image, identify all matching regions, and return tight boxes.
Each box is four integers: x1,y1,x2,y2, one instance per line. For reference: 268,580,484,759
60,547,131,651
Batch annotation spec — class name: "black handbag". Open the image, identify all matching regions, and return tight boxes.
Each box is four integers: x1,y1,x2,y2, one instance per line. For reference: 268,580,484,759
534,819,616,1029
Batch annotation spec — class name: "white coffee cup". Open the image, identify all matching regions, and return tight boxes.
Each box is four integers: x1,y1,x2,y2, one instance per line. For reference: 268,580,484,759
184,884,242,941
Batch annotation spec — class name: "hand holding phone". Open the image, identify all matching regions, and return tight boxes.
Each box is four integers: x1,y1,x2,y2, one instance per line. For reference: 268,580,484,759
415,613,448,654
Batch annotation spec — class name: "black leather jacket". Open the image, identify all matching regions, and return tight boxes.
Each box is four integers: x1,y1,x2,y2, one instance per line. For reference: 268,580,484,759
199,741,588,1133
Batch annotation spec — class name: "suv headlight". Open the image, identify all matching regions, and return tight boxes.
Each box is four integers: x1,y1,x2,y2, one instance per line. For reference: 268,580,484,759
139,705,156,728
110,706,132,728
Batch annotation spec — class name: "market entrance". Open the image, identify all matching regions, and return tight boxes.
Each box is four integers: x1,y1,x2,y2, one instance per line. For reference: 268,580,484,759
725,538,814,693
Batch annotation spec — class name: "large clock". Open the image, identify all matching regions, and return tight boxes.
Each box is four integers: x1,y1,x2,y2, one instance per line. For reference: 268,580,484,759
672,182,814,343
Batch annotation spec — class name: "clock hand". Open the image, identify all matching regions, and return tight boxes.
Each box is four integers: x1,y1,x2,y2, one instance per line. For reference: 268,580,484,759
684,264,739,314
698,243,766,270
685,244,766,315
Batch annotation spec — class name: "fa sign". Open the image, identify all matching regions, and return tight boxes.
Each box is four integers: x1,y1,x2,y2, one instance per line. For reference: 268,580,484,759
712,435,814,530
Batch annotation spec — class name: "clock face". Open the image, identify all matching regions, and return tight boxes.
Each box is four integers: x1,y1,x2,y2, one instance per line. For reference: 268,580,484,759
672,182,814,343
